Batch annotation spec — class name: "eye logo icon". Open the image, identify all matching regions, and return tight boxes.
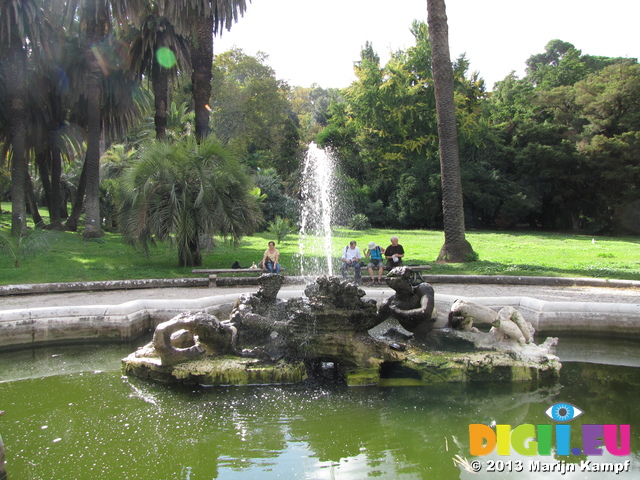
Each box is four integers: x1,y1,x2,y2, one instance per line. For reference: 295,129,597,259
545,403,584,422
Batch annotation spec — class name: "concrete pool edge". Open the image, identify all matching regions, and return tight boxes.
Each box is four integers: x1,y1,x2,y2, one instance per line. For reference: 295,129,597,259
1,286,639,350
2,274,639,297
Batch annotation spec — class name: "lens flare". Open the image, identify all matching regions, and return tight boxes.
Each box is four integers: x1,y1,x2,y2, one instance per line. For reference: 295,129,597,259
156,47,177,68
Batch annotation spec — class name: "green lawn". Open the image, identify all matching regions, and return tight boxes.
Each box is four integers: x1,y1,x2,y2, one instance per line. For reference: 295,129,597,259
1,203,639,285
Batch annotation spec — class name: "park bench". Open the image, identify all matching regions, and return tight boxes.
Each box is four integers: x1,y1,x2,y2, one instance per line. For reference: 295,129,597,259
192,268,265,287
404,265,432,285
346,263,432,285
193,264,431,288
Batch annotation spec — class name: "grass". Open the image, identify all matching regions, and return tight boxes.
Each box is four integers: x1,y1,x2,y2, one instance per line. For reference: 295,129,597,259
1,203,639,285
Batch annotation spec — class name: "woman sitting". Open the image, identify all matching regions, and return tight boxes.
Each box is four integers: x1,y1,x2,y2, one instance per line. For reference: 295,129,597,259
261,241,281,274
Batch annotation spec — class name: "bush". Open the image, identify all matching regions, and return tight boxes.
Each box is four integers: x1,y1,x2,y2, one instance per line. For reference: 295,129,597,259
349,213,371,231
267,216,296,243
0,230,51,268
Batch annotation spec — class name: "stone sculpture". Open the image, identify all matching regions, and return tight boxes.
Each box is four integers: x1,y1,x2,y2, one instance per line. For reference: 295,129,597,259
448,299,535,344
122,273,561,386
377,266,437,334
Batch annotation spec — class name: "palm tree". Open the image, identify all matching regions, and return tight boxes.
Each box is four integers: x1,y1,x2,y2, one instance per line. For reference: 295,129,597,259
100,143,136,230
168,0,248,141
0,0,45,237
39,40,87,229
127,4,191,140
426,0,475,262
63,0,144,239
118,137,262,266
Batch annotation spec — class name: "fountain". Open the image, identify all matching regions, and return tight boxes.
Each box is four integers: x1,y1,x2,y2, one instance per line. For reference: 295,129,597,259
298,142,337,277
122,270,561,386
1,283,639,478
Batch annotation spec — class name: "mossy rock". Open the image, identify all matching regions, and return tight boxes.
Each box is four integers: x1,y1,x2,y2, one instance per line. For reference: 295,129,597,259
122,354,307,385
378,348,561,386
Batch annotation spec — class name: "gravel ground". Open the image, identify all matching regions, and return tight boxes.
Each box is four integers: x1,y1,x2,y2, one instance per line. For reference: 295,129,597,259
1,281,638,311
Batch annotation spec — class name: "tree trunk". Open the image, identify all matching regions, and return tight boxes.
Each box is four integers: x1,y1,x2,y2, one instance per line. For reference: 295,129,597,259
191,14,213,141
179,237,202,267
427,0,474,263
82,0,107,240
65,156,87,231
7,37,28,237
153,56,169,140
26,173,45,227
35,145,53,217
49,88,64,228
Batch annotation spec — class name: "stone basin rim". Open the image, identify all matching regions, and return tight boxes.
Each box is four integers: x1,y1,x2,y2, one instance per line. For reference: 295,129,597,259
1,274,640,297
1,284,639,351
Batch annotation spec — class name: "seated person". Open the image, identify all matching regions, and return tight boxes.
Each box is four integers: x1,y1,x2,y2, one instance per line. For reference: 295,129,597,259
385,236,405,270
261,241,281,274
365,241,385,284
340,240,362,284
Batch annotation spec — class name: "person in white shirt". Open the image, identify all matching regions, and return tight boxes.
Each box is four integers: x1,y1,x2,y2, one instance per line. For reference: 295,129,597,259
340,240,362,284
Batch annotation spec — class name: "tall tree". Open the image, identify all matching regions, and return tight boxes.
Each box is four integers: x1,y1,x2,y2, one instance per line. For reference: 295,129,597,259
171,0,248,141
63,0,143,239
211,48,292,162
128,4,191,140
0,0,44,237
426,0,474,262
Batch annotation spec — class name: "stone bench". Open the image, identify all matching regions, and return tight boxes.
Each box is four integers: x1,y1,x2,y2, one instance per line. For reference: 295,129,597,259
404,265,432,285
344,263,432,285
192,268,265,287
405,265,432,271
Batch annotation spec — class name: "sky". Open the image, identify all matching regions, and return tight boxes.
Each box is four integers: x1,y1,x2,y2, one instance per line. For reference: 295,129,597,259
214,0,640,90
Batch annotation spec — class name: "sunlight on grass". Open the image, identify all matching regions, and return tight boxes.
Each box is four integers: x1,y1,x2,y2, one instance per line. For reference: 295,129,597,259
1,203,639,285
71,257,96,265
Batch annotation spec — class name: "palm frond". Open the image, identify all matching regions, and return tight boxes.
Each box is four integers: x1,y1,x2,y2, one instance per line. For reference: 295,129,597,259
117,137,262,266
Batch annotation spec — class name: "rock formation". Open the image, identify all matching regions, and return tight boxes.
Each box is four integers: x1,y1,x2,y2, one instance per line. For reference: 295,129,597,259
122,274,561,386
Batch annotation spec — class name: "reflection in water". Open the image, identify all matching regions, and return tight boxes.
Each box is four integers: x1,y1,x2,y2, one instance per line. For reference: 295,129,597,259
0,344,638,479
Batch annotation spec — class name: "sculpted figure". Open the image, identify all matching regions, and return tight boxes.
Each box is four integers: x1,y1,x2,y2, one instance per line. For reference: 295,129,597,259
228,274,288,335
377,266,437,333
134,311,237,365
448,300,535,345
228,273,291,359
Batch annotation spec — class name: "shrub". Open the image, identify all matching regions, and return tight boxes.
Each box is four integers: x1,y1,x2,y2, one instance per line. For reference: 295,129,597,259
349,213,371,231
267,216,296,244
0,230,50,267
117,138,262,267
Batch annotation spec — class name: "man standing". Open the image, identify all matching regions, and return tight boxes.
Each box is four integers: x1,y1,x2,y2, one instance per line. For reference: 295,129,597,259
341,240,362,284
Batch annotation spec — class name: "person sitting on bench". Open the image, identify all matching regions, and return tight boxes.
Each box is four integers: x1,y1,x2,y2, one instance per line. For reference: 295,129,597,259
365,241,385,284
261,241,281,274
340,240,362,284
385,236,405,270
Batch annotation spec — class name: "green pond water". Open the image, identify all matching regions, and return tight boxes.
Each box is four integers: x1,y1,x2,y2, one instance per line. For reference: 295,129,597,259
0,338,638,479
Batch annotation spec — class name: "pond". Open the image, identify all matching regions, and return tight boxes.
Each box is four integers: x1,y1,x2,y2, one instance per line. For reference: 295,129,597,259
0,337,638,479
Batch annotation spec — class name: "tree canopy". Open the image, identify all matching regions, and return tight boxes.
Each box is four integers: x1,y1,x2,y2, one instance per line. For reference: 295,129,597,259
1,0,638,258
